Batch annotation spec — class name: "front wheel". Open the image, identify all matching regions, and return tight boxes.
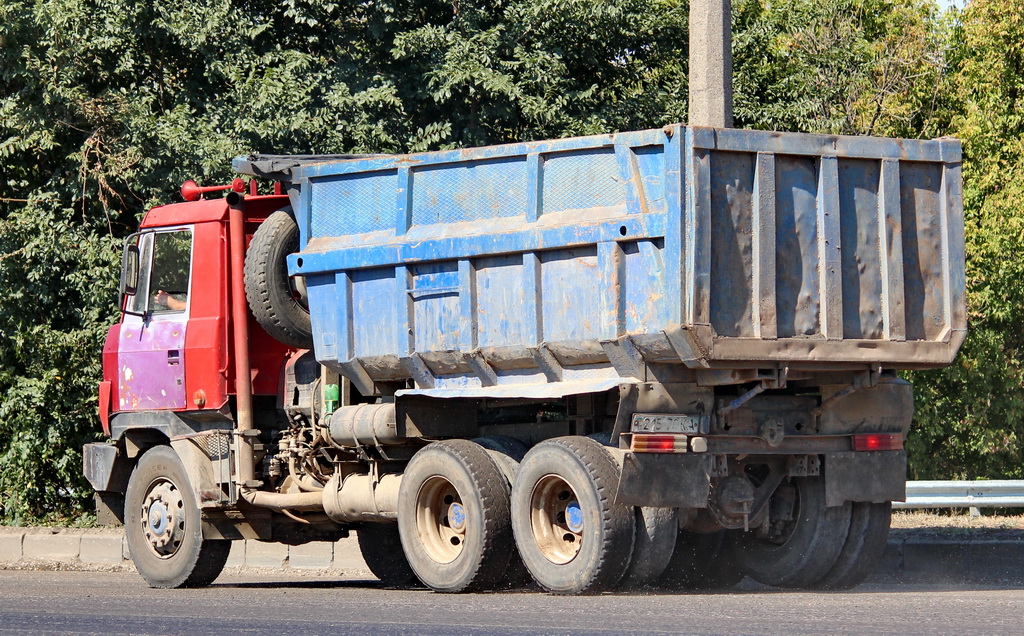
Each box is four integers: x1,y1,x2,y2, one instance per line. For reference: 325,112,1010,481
511,437,635,595
124,446,230,588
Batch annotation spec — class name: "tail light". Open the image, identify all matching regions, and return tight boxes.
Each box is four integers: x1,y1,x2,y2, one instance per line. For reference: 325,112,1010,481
631,434,688,453
852,433,903,451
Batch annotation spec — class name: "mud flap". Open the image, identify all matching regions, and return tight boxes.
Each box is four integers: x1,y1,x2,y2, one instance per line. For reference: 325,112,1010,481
83,442,131,493
614,453,713,508
824,450,906,507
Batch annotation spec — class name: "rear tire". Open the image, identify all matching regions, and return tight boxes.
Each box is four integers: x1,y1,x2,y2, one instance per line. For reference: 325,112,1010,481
397,440,514,592
244,209,313,349
511,437,635,595
813,501,892,590
472,436,532,589
124,446,230,588
730,476,851,589
618,507,678,590
357,523,420,587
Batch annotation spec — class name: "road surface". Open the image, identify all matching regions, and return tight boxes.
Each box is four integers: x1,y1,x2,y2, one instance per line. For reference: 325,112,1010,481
0,569,1021,635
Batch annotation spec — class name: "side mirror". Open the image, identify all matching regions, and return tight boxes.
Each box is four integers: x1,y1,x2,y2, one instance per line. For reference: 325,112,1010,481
120,242,140,308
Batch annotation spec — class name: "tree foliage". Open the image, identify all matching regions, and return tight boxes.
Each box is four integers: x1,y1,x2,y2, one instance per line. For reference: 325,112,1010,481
1,0,1022,520
0,0,695,523
905,0,1024,479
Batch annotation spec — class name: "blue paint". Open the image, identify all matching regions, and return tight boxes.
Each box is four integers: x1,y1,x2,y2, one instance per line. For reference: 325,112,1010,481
235,126,965,397
448,502,466,531
564,501,584,533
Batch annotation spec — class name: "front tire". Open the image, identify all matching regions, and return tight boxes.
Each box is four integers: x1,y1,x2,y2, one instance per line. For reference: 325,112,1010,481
124,446,230,588
511,437,635,595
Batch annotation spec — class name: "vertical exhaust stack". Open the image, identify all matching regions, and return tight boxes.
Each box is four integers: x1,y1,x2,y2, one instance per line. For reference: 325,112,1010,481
225,190,258,491
689,0,733,128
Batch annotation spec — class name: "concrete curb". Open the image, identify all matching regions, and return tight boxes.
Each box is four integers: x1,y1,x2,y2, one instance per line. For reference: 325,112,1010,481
3,527,1023,585
0,528,371,576
871,536,1024,584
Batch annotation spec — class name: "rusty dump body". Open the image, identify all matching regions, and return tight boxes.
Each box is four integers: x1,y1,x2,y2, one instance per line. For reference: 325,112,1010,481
240,125,966,399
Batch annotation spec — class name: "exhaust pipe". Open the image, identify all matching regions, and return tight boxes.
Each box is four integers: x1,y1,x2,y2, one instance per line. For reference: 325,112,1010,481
228,191,329,514
239,488,323,512
227,191,259,494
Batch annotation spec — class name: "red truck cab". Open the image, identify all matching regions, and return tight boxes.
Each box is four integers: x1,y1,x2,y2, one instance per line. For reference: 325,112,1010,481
97,190,293,436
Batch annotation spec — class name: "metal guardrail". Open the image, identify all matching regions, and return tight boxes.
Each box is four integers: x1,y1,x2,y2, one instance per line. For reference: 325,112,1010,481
896,480,1024,509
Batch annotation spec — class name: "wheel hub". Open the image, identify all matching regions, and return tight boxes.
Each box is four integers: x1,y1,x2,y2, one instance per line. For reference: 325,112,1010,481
148,501,169,536
140,479,185,558
530,474,584,565
448,502,467,532
564,501,584,533
415,476,466,564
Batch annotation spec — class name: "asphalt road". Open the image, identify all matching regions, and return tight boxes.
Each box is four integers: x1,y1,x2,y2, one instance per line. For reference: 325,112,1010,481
1,569,1022,635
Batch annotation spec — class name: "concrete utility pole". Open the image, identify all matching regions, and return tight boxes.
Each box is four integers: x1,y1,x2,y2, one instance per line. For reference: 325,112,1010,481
689,0,733,128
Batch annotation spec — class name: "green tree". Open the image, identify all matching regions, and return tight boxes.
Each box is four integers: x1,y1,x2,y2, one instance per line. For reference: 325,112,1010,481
906,0,1024,479
732,0,949,136
0,0,695,523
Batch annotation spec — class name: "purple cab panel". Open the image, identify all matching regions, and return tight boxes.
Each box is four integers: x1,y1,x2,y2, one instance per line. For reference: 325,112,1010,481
117,317,188,410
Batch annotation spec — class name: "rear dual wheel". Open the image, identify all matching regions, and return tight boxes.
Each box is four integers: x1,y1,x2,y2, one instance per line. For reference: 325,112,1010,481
729,475,852,589
358,523,419,587
618,506,678,590
397,440,515,592
814,501,892,590
584,432,677,590
511,437,635,595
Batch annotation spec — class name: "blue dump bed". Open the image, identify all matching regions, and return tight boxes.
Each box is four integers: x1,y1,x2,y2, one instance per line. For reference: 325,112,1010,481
256,125,965,398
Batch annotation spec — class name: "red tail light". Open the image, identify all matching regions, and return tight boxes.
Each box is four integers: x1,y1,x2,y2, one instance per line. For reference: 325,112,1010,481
852,433,903,451
631,434,687,453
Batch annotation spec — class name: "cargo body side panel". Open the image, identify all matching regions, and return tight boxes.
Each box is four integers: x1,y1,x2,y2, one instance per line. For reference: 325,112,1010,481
287,127,965,398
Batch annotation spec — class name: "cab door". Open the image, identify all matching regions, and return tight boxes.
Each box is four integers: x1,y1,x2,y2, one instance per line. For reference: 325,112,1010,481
117,228,193,411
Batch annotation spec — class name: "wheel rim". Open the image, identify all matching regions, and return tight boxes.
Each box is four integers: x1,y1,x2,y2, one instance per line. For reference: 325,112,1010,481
139,478,186,559
530,474,584,565
287,263,310,310
415,476,466,564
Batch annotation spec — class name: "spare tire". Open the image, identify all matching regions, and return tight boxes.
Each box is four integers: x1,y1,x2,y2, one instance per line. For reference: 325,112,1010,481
244,209,313,349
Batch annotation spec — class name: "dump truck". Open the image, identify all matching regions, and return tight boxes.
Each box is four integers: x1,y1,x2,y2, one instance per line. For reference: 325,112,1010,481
83,124,964,594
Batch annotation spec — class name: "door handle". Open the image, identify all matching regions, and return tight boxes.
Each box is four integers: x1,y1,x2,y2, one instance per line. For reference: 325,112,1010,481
167,350,181,366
